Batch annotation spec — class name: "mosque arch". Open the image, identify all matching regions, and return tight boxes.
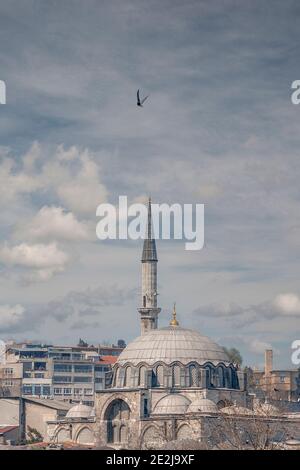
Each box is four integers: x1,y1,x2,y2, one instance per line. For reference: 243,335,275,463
55,427,71,443
105,399,131,444
141,425,165,450
177,423,191,440
75,426,95,445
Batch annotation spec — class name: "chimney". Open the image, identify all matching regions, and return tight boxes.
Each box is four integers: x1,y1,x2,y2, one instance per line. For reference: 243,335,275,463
264,349,273,395
264,349,273,376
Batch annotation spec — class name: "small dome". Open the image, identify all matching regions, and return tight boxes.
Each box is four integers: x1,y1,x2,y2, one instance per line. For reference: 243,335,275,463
188,398,218,413
152,394,191,415
222,405,252,415
117,326,230,367
66,403,94,419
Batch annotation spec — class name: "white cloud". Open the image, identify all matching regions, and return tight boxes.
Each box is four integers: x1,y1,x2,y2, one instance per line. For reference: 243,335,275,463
0,152,41,204
56,152,107,215
0,242,69,282
19,206,91,241
0,143,107,215
248,338,273,355
273,293,300,315
0,304,25,329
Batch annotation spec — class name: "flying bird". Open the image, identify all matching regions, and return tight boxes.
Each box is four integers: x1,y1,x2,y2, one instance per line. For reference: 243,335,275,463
137,89,149,107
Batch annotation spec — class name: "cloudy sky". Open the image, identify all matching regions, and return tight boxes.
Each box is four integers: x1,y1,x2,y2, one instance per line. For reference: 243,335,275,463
0,0,300,368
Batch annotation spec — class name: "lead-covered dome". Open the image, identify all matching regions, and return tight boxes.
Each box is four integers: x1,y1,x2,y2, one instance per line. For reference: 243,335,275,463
152,394,191,415
66,403,94,419
116,326,230,367
188,397,218,413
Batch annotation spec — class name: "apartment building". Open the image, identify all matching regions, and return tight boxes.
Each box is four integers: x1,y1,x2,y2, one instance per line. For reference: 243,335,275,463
0,341,123,405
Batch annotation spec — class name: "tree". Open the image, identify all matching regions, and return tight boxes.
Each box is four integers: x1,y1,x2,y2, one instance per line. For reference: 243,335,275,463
27,426,43,443
223,347,243,366
206,404,287,450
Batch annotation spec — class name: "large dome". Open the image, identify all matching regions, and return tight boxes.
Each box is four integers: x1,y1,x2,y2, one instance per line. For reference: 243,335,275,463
116,326,230,367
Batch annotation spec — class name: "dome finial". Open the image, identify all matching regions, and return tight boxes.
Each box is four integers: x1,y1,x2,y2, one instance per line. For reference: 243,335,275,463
170,302,179,326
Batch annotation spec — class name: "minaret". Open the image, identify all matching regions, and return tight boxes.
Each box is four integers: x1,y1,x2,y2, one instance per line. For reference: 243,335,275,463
138,198,161,335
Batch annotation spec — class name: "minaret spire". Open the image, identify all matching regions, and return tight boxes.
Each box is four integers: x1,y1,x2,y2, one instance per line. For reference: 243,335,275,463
138,198,161,335
142,197,157,262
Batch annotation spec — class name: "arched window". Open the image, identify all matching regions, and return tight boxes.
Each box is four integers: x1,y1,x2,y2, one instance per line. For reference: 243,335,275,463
138,366,147,387
218,366,225,388
119,424,127,443
226,367,232,388
172,365,181,387
105,399,131,444
189,364,197,387
113,367,118,387
205,365,213,387
156,365,164,387
124,366,132,387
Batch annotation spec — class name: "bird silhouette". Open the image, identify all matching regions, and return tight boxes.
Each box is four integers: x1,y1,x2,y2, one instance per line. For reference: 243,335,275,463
137,89,149,107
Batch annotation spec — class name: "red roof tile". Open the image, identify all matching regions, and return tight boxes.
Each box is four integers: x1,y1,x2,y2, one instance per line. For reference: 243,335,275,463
96,355,117,364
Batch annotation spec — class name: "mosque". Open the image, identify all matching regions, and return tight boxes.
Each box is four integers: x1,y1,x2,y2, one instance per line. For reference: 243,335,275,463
52,200,299,449
93,199,251,448
48,199,254,448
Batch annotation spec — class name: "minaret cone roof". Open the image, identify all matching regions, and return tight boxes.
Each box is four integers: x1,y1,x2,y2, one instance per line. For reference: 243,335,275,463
142,198,158,262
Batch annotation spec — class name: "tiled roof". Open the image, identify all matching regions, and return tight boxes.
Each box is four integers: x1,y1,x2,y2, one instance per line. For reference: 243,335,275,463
96,356,117,364
24,397,72,410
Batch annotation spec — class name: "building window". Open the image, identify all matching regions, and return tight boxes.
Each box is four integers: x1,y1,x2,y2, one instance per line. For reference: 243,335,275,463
34,373,44,379
74,364,93,373
43,386,51,396
95,378,103,383
34,386,41,395
54,364,72,373
74,376,92,383
63,388,72,395
280,375,285,383
34,362,46,371
54,388,62,395
84,388,93,395
74,388,83,395
23,385,33,395
53,376,72,383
